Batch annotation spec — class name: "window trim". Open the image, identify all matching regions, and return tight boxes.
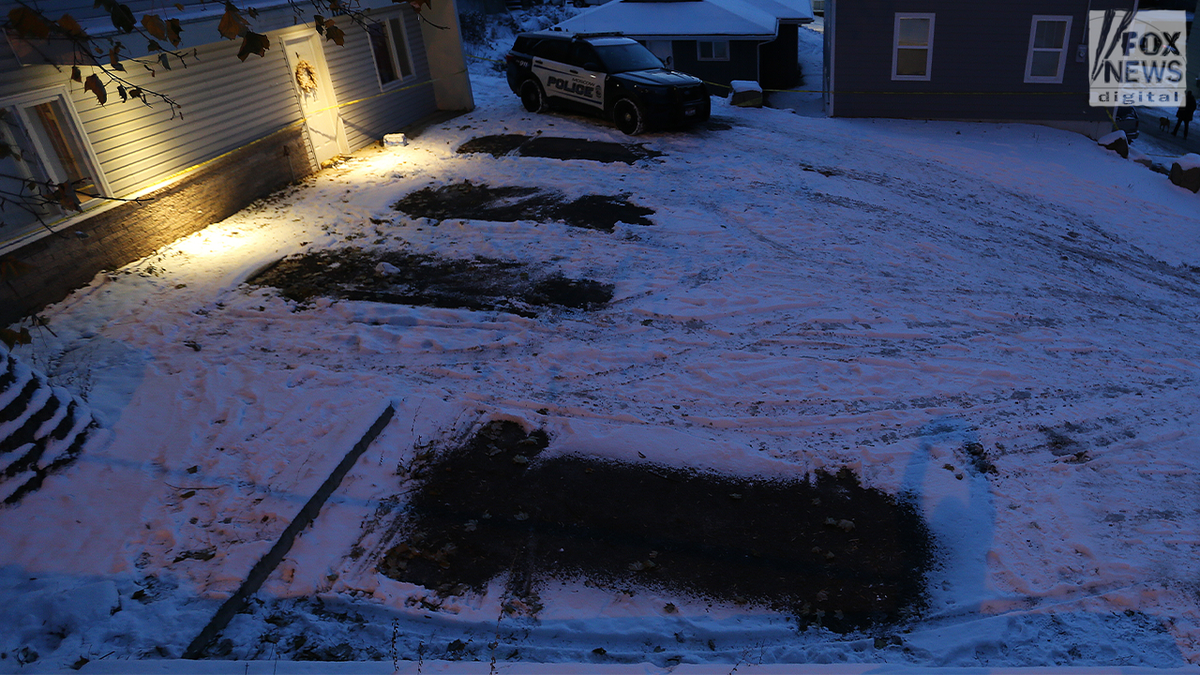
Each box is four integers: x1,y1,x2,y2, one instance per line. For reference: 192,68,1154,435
696,40,730,62
1024,15,1072,84
0,86,109,250
367,15,415,91
891,13,935,81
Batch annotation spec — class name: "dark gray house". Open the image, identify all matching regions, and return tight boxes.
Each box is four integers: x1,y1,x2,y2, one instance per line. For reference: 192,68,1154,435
823,0,1156,134
557,0,814,91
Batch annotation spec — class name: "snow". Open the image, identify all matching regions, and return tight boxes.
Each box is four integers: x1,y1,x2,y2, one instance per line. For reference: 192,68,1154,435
1097,130,1126,145
1176,153,1200,172
556,0,813,39
558,1,775,39
5,39,1200,674
730,80,761,93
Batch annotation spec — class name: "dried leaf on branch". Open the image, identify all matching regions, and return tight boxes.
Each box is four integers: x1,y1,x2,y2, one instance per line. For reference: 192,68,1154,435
109,3,136,33
83,74,107,104
166,18,183,46
236,31,269,61
218,2,248,39
324,20,344,46
7,7,52,38
0,327,32,349
56,14,88,39
109,44,126,70
142,14,167,40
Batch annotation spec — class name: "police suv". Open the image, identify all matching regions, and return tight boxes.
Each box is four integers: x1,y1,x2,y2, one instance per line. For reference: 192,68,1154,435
505,31,710,135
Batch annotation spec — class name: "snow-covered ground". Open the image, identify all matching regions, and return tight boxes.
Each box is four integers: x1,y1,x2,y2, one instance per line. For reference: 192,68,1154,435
5,25,1200,672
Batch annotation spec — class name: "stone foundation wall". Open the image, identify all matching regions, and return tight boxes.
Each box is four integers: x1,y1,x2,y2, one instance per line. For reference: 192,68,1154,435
0,125,311,326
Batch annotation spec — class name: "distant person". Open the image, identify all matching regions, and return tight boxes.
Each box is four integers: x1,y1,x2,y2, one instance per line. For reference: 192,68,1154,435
1172,90,1196,140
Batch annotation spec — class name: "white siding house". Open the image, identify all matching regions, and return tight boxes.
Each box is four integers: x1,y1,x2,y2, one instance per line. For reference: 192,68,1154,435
0,0,473,323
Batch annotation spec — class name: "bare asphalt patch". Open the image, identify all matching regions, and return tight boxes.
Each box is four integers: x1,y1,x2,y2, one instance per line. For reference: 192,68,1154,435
249,248,614,316
457,134,663,164
376,420,933,632
393,181,654,232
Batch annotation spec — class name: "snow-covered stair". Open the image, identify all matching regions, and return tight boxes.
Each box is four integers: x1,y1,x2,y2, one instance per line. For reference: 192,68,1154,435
0,343,102,506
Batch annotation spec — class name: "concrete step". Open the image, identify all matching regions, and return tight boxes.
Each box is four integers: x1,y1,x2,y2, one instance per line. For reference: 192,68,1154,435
0,344,102,506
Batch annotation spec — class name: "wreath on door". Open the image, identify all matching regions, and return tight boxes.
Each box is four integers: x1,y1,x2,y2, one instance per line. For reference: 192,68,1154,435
295,59,319,94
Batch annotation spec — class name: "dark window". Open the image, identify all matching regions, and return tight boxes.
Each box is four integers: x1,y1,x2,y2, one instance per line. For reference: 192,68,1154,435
539,39,570,63
569,42,600,68
368,23,397,85
892,14,934,80
369,16,413,88
595,43,664,73
0,94,101,243
388,18,413,78
697,40,729,61
1025,16,1071,83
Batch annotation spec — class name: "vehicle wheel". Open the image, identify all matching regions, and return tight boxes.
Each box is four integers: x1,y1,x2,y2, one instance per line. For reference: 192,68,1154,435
613,97,646,135
520,79,547,113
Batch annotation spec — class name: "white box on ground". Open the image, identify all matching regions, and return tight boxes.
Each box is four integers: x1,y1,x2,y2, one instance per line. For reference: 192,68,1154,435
730,80,763,108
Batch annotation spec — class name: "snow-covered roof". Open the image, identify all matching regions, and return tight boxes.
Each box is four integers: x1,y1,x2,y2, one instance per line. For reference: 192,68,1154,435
555,0,813,40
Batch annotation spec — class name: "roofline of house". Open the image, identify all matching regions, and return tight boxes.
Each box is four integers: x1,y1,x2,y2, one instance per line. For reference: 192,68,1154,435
30,0,403,51
630,33,777,39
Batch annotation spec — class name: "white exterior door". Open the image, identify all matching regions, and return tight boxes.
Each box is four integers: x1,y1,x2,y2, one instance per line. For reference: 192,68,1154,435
283,33,345,166
646,41,674,69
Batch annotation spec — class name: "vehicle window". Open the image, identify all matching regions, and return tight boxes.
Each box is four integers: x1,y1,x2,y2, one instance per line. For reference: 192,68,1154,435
569,42,601,69
539,39,570,63
594,43,664,73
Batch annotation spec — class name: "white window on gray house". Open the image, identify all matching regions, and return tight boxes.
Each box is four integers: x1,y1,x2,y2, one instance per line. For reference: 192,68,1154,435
892,13,934,81
1024,15,1072,83
0,90,103,246
368,17,414,88
697,40,729,61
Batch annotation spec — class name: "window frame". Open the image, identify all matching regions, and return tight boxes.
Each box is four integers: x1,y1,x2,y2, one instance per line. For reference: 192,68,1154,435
696,40,730,62
1024,15,1072,84
367,15,415,90
0,86,108,249
891,13,935,81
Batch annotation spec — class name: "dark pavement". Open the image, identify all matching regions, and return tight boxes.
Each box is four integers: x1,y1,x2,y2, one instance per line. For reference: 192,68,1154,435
1134,105,1200,156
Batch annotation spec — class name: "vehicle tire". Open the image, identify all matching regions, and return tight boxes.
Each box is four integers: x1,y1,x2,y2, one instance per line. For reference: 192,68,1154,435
520,79,547,113
613,97,646,135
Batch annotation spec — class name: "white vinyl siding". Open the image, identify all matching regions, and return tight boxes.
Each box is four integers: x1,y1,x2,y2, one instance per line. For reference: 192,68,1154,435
71,37,304,197
1024,15,1071,84
329,8,436,151
892,13,934,81
1,4,440,224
